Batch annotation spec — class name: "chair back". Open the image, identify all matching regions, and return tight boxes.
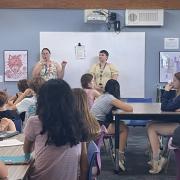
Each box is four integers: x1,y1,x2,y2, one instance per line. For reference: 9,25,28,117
95,125,108,148
126,98,152,126
88,141,101,180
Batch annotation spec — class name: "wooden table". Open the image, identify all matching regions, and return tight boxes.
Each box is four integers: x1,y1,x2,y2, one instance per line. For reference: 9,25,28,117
113,103,180,173
0,134,30,180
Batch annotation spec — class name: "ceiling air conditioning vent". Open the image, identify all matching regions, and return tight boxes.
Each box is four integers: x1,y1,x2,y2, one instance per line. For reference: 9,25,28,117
125,9,164,26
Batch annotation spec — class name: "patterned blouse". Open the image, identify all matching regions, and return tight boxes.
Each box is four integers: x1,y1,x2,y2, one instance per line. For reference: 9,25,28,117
39,60,58,81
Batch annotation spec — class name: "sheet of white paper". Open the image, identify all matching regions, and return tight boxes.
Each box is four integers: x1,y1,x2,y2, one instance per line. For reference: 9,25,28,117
0,139,23,147
0,75,3,82
75,45,86,59
164,38,179,49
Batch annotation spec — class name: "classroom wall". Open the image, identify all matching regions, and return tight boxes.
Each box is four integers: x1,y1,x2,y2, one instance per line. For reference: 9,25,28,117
0,9,179,100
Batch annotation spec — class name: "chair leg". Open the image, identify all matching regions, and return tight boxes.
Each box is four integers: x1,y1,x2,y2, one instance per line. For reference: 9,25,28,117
164,149,172,173
103,137,115,163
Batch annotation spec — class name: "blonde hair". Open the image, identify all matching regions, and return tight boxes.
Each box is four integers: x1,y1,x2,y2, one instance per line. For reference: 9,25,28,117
72,88,100,140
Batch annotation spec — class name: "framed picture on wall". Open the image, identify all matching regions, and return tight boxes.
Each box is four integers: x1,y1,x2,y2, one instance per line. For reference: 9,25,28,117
159,51,180,82
4,50,28,81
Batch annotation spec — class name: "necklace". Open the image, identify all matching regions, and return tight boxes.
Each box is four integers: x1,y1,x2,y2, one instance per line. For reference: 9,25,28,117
99,62,107,87
99,62,107,73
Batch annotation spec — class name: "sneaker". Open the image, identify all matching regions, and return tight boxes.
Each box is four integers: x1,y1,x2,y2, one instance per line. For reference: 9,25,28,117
119,152,126,171
119,159,126,171
149,156,167,174
149,160,161,174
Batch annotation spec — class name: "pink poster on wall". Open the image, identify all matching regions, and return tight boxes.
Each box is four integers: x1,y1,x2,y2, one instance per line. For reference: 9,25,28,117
4,50,28,81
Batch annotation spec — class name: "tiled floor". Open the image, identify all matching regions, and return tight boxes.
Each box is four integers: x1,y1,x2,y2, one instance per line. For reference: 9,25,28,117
99,127,176,180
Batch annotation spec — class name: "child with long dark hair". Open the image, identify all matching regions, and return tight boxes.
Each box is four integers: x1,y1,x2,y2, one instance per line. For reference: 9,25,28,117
23,79,88,180
91,79,133,171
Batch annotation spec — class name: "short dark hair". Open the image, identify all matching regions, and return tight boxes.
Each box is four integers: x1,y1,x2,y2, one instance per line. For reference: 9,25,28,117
17,79,29,93
0,91,8,107
104,79,120,99
81,73,93,89
99,50,109,57
28,77,45,94
41,48,51,54
37,79,88,147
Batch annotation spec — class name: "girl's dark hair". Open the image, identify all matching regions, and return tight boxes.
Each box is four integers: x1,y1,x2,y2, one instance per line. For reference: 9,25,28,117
99,50,109,57
104,79,120,99
0,91,8,107
81,73,93,89
37,79,88,147
175,72,180,81
41,48,51,54
17,79,29,93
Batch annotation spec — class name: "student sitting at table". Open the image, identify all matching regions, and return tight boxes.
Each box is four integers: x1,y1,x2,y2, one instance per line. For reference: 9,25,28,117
0,91,16,131
80,73,100,109
73,88,100,141
147,72,180,174
23,79,89,180
91,79,133,171
7,77,45,127
0,161,8,179
9,79,29,104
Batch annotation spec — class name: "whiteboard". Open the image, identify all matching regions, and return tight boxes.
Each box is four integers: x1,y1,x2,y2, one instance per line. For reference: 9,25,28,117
40,32,145,98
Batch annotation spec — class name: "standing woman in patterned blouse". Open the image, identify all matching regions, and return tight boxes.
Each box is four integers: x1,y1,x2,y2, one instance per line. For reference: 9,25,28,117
32,48,67,81
89,50,119,93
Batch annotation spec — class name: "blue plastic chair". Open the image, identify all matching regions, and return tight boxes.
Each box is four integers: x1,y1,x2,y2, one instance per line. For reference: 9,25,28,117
88,141,101,180
126,98,152,126
13,116,22,132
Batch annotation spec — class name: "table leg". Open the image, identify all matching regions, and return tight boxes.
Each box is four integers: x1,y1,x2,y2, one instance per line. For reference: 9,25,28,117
114,114,120,173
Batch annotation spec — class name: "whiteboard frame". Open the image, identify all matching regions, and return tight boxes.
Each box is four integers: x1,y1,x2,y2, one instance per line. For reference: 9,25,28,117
40,32,145,98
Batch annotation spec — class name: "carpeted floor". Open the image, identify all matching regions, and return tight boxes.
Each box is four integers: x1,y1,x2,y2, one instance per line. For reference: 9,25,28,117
99,127,177,180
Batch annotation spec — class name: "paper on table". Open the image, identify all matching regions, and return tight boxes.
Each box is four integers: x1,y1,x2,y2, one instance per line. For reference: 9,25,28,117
0,139,23,147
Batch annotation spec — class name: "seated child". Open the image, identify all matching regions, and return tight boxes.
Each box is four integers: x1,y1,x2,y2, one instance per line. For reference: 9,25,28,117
81,73,100,109
0,91,16,131
7,77,45,126
91,79,133,171
73,88,100,141
9,79,29,104
147,72,180,174
23,79,89,180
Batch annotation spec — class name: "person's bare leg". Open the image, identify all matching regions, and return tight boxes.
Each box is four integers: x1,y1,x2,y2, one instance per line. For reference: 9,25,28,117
148,123,179,159
0,118,16,131
147,122,179,174
107,122,128,152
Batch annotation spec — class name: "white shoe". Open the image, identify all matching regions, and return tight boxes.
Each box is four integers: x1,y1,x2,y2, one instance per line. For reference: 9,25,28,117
149,160,161,174
149,157,167,174
119,159,126,171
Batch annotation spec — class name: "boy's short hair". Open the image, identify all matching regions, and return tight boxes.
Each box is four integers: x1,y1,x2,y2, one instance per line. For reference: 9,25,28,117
99,50,109,57
0,91,8,107
81,73,93,89
28,77,45,94
17,79,29,93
